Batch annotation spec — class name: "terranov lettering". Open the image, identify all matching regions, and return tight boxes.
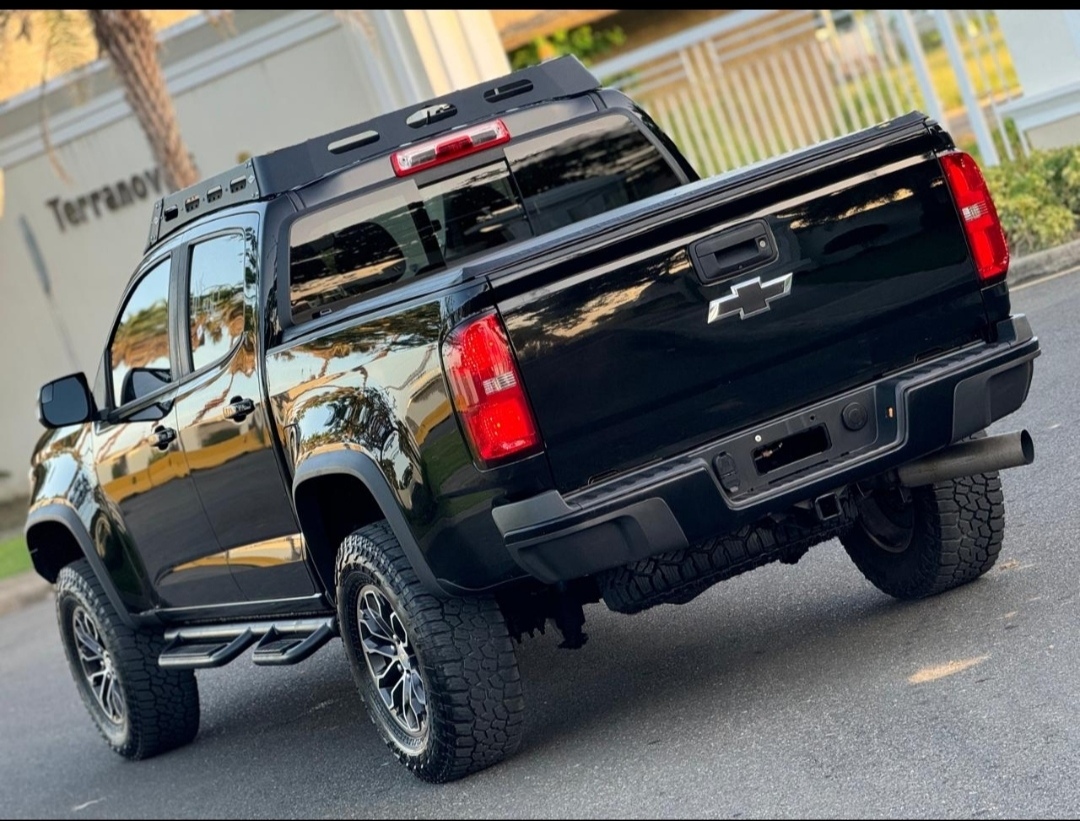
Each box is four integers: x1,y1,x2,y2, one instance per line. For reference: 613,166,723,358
46,167,163,232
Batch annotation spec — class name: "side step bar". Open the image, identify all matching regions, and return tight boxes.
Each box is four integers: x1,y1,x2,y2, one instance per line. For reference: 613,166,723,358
252,622,336,666
159,617,336,670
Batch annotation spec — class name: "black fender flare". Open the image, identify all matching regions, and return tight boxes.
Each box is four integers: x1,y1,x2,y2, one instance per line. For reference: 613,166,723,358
291,451,447,596
24,503,137,629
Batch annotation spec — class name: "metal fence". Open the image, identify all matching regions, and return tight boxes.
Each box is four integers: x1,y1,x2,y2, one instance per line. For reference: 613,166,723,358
590,9,1023,177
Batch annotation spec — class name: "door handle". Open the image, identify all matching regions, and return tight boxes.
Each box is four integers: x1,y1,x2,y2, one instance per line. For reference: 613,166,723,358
149,426,177,450
223,396,255,422
690,219,778,283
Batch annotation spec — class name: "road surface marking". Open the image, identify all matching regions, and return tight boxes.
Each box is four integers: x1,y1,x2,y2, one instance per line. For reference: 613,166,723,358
908,655,989,684
1012,264,1080,291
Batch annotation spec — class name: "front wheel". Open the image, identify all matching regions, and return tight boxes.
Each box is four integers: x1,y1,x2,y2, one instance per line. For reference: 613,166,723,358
841,472,1005,600
56,559,199,759
336,522,525,782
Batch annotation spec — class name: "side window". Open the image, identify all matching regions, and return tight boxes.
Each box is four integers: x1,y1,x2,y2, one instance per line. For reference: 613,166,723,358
109,259,172,407
188,234,246,371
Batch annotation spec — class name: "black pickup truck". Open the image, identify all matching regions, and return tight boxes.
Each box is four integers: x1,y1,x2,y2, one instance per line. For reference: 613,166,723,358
27,56,1038,782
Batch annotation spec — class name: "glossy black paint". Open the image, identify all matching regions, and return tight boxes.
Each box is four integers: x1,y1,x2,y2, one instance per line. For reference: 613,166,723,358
493,127,987,491
27,205,323,621
86,242,239,609
171,218,314,602
495,325,1038,583
98,401,238,609
27,99,1036,620
27,424,159,614
25,503,138,628
265,286,554,594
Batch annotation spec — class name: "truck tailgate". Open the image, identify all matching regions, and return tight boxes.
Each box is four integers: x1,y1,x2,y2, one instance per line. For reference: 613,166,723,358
489,115,989,493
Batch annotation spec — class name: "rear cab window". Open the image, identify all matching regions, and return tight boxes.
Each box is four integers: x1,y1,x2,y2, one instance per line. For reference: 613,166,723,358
287,113,682,322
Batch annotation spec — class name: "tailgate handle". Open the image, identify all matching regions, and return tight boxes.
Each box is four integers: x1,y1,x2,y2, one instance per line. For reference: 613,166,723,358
690,220,777,282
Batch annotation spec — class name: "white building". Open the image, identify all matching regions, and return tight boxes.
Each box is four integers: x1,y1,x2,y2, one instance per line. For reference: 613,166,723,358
0,9,509,501
998,10,1080,149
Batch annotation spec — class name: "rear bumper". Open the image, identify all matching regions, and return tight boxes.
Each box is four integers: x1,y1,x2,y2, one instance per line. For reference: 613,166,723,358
492,315,1039,584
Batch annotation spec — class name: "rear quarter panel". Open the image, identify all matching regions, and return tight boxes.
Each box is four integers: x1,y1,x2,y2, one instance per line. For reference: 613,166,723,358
264,281,553,592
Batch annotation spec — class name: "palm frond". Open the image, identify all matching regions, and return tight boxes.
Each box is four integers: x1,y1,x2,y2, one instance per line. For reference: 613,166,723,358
36,24,72,184
203,9,235,38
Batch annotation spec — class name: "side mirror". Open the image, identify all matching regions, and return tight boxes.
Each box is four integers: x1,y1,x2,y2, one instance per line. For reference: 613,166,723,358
38,373,96,429
119,366,171,406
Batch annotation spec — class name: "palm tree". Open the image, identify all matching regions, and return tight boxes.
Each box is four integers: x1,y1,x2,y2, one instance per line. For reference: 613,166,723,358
1,9,200,190
87,10,198,189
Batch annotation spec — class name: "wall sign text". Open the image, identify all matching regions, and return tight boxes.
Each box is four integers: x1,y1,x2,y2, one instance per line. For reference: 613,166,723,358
46,167,164,232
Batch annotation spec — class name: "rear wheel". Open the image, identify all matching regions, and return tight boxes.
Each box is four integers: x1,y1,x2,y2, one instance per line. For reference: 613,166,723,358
56,560,199,759
336,522,525,782
841,472,1005,599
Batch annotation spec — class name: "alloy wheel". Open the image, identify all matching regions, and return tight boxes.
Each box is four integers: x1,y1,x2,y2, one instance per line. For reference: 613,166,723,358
356,585,428,737
71,606,126,725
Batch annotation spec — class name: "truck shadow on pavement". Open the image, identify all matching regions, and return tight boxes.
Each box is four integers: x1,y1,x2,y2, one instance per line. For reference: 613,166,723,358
2,542,1034,818
510,564,1007,759
184,544,1019,795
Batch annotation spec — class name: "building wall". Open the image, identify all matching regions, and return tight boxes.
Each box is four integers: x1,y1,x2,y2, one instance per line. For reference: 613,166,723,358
1027,112,1080,151
997,11,1080,98
0,9,507,501
997,10,1080,149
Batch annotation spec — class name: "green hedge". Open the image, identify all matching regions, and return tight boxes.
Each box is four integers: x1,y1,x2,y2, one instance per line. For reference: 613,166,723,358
508,24,626,71
0,536,31,580
984,146,1080,256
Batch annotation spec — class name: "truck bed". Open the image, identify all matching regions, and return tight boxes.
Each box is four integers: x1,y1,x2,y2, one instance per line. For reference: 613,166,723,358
479,113,992,492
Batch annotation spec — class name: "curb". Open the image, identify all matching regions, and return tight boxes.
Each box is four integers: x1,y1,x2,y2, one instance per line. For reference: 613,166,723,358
1009,238,1080,285
0,571,51,618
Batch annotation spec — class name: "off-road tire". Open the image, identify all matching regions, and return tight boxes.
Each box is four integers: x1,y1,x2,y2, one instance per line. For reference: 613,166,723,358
599,512,853,615
336,521,525,783
842,472,1005,599
56,559,199,759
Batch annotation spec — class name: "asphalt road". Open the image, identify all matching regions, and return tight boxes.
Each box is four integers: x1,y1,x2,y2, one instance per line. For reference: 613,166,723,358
2,270,1078,820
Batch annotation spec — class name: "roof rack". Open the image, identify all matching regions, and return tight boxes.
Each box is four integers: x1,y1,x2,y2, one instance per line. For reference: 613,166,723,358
145,55,600,251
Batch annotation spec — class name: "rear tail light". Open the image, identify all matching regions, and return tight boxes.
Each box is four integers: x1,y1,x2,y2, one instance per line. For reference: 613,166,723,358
940,151,1009,285
441,312,541,466
392,119,510,177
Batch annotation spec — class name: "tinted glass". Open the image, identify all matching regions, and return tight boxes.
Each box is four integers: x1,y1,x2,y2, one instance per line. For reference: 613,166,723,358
290,189,421,317
289,114,680,319
424,163,531,263
289,164,531,318
506,115,683,234
188,234,247,370
109,259,171,406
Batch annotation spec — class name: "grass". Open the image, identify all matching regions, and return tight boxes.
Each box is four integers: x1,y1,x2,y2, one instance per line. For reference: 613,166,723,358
0,535,32,580
644,13,1022,177
839,31,1019,128
926,35,1018,113
825,15,1019,147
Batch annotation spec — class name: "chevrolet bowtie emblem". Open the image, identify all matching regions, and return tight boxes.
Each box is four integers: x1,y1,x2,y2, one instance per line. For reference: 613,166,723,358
707,272,793,323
